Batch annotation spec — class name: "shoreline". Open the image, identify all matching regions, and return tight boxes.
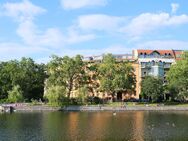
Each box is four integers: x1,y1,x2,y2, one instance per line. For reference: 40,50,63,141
62,105,188,111
12,105,188,112
2,103,188,112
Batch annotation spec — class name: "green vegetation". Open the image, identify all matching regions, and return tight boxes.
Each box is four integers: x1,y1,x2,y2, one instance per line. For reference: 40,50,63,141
98,54,136,101
44,85,66,106
167,51,188,101
7,85,23,103
46,55,86,103
0,58,46,102
141,76,164,102
0,52,188,106
140,51,188,103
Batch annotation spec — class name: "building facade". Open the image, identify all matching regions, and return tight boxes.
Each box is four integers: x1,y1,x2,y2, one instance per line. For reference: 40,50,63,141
81,49,183,100
133,49,183,99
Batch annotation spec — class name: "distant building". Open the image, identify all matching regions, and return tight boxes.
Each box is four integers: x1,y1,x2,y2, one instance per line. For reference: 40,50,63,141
133,49,183,98
81,49,184,100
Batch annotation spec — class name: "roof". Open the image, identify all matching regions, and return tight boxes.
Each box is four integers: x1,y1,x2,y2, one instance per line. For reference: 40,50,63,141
137,49,174,56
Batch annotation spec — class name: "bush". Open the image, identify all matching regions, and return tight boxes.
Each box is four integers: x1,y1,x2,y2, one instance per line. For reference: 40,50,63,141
77,86,88,104
44,85,66,105
8,85,24,103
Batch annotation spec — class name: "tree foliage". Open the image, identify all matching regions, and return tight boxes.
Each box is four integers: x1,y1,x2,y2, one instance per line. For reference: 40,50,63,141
141,76,163,102
98,54,136,98
46,55,86,99
44,85,66,105
167,51,188,101
8,85,23,103
0,58,46,101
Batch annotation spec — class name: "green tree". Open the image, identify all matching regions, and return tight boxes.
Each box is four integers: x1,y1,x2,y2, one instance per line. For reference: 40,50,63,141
0,58,46,102
18,58,47,100
167,51,188,101
44,85,66,105
8,85,23,103
141,76,163,102
0,61,19,99
98,54,136,100
99,54,116,97
77,85,88,104
46,55,86,100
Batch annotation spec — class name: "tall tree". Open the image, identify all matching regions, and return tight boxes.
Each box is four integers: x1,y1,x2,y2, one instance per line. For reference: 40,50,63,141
98,54,136,100
46,55,86,99
141,76,163,102
0,58,46,101
167,51,188,101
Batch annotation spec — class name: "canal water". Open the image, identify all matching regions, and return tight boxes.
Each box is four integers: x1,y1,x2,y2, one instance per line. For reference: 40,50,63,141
0,111,188,141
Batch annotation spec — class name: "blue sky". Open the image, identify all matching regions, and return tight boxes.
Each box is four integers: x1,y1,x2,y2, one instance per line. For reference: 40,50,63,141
0,0,188,63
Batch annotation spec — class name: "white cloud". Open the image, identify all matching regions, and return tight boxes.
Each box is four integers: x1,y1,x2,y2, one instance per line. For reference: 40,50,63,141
171,3,179,14
103,45,132,54
2,0,45,22
57,44,132,57
66,30,96,44
61,0,107,10
0,42,50,61
2,0,95,48
77,14,126,32
122,12,188,37
135,40,188,50
16,20,65,47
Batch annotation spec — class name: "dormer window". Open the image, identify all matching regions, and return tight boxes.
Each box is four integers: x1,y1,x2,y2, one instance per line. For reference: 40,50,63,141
168,53,171,56
144,53,147,55
140,53,143,55
165,53,167,56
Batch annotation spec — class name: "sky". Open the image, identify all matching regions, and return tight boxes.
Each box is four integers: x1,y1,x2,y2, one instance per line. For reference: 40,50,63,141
0,0,188,63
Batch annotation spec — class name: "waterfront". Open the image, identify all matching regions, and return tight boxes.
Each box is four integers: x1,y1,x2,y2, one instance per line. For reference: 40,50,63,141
0,111,188,141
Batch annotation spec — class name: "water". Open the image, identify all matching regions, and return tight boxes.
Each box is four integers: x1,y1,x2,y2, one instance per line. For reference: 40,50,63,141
0,111,188,141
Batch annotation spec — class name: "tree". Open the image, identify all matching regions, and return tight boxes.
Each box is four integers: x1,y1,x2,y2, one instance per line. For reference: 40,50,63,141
44,85,66,105
98,54,136,100
99,54,116,97
167,51,188,101
8,85,23,103
46,55,86,100
141,76,163,102
0,61,19,99
0,58,46,102
77,85,88,104
18,58,47,100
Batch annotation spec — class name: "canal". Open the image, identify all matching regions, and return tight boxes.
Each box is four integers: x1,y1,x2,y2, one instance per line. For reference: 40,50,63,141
0,111,188,141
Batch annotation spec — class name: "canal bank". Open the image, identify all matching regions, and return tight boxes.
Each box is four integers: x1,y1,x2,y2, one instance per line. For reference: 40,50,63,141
2,104,188,112
63,105,188,111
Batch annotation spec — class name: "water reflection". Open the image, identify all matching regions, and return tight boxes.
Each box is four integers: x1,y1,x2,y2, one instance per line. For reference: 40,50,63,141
0,111,188,141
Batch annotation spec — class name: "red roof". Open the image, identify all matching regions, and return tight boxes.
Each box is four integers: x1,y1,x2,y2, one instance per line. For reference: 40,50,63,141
137,49,174,56
137,49,184,59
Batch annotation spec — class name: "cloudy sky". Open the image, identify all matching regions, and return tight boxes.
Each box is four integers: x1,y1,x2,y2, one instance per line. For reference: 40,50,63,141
0,0,188,62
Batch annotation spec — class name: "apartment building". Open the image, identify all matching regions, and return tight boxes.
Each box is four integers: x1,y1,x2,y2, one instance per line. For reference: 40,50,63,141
133,49,183,99
82,49,183,100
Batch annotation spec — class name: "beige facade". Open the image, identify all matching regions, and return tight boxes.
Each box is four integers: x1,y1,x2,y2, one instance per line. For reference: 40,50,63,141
69,49,183,100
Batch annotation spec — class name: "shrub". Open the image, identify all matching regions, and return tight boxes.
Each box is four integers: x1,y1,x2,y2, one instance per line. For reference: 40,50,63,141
44,85,66,105
8,85,24,103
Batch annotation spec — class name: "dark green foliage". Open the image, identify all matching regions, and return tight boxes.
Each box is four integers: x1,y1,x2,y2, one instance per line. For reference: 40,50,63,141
0,58,46,102
141,76,164,102
8,85,23,103
167,51,188,101
98,54,136,97
46,55,86,100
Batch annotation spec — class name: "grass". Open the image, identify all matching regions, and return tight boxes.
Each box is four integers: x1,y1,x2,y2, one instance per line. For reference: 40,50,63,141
100,102,188,107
